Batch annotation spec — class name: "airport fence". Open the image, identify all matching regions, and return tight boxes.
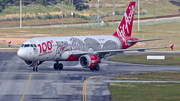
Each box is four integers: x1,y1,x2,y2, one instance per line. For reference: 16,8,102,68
0,31,180,50
67,17,180,29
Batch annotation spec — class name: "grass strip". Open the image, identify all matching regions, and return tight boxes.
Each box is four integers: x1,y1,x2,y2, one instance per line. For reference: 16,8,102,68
109,54,180,66
113,72,180,81
109,82,180,101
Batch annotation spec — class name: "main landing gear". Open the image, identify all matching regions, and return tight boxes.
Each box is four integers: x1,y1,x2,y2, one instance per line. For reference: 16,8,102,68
90,65,100,71
53,61,63,71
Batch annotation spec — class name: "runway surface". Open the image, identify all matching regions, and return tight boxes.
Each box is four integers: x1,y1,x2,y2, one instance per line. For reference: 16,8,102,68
0,50,180,101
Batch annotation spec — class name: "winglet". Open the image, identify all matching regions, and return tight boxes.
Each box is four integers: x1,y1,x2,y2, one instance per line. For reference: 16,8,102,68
8,41,11,47
170,44,174,50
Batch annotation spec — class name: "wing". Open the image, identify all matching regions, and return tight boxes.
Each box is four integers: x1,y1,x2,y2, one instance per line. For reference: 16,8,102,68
128,39,162,43
7,41,21,47
72,45,174,57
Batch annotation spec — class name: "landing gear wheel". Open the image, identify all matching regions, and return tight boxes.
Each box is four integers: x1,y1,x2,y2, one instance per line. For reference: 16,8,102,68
90,67,94,71
94,65,100,71
33,67,35,72
58,63,63,70
36,67,38,72
53,63,58,70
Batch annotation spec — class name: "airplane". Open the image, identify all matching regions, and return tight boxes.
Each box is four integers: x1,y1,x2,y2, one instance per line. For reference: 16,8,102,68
8,1,173,72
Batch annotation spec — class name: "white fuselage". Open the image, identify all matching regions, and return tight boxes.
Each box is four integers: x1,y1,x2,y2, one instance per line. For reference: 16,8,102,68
18,35,122,61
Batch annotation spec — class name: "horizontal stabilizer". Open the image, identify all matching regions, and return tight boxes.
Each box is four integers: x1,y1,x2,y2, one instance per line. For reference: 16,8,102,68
8,41,21,47
128,39,162,43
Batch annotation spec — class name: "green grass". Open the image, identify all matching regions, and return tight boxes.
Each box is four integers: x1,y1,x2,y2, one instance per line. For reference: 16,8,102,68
110,72,180,101
109,54,180,65
0,18,88,27
109,82,180,101
0,0,179,27
1,22,180,49
1,22,180,34
113,72,180,81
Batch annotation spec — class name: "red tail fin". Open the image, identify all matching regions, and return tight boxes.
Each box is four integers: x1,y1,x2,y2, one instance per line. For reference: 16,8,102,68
113,1,136,37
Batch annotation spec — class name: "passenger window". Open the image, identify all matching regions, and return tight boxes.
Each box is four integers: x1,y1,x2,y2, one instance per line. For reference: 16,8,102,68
24,44,30,47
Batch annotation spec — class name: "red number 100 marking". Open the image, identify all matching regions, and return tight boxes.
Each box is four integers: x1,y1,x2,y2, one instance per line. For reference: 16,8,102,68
38,41,52,53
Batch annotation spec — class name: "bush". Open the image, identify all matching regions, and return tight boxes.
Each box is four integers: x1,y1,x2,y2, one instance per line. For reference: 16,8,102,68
105,21,109,27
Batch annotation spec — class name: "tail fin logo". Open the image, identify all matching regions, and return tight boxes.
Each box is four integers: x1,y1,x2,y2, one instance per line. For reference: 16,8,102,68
113,1,136,47
117,5,135,38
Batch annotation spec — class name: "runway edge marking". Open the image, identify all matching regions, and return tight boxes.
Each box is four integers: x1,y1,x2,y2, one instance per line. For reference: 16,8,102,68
20,72,33,101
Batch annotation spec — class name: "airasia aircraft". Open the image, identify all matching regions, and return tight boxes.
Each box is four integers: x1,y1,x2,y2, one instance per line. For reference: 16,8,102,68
8,1,173,72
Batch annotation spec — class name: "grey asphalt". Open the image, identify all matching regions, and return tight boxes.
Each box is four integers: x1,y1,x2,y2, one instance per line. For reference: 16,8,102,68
0,50,180,101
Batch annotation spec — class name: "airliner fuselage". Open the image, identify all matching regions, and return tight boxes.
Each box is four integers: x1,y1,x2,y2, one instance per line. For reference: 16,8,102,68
18,35,127,61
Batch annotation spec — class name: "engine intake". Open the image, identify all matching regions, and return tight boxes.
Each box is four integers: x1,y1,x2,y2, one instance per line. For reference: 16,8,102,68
79,55,99,68
24,61,34,67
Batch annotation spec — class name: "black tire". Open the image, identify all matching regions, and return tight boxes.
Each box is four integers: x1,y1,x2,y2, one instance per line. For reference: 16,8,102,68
90,67,94,71
53,63,58,70
33,67,35,72
94,65,100,71
58,63,63,70
36,67,38,72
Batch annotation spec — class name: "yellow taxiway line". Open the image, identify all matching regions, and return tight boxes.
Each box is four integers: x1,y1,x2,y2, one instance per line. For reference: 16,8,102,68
83,76,96,101
20,72,33,101
82,74,118,101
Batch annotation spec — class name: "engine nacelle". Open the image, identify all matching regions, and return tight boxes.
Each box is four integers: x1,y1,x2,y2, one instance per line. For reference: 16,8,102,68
24,61,34,67
24,61,43,67
79,55,99,68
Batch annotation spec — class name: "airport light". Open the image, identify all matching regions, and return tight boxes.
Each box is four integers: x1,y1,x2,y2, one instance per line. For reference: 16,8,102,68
138,0,140,31
71,0,89,25
71,0,73,23
62,1,64,28
97,0,100,26
154,0,156,24
167,0,169,15
48,2,63,28
113,0,115,24
141,0,143,18
20,0,22,28
19,1,35,28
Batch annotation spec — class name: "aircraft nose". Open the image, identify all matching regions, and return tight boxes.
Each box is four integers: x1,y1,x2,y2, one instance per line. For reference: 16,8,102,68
17,48,26,59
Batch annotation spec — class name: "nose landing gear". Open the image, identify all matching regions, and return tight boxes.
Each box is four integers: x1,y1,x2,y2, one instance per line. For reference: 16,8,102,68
32,61,38,72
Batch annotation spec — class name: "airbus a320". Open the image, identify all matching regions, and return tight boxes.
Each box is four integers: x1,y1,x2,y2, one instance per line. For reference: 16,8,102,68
8,1,173,72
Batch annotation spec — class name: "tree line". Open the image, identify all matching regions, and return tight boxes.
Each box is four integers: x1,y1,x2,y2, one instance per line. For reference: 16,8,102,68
0,0,90,12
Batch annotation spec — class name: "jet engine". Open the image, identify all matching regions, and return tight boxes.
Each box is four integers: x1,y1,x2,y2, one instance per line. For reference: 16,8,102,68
79,55,99,68
24,61,43,67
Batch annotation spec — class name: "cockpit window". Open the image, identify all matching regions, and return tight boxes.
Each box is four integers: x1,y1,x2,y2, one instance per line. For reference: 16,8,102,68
33,44,37,47
30,44,34,47
24,44,30,47
21,44,24,47
21,44,37,47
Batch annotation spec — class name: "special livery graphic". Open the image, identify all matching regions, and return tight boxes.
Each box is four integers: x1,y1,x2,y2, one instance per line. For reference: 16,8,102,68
8,1,173,72
53,37,119,59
